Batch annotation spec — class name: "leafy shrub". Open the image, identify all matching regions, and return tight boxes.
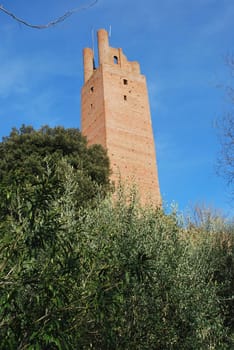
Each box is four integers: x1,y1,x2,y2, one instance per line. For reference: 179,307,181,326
184,206,234,348
0,163,228,349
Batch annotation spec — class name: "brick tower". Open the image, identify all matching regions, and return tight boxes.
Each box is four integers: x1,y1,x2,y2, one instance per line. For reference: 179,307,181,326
81,29,161,205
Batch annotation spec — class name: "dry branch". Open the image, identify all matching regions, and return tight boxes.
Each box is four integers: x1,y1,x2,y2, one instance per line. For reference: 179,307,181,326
0,0,98,29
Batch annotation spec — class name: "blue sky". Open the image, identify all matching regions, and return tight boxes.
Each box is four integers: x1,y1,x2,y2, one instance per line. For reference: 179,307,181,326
0,0,233,215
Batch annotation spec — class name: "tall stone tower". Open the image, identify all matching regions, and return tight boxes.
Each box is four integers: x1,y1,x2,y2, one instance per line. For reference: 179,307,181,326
81,29,161,205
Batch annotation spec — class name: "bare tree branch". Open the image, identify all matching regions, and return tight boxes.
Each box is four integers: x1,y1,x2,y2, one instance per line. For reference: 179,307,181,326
0,0,98,29
217,55,234,199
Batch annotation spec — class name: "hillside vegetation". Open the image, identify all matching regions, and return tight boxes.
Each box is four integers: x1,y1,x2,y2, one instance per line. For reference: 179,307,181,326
0,126,233,349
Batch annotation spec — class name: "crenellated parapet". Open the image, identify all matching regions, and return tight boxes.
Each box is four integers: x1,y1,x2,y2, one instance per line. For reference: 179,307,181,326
83,29,140,83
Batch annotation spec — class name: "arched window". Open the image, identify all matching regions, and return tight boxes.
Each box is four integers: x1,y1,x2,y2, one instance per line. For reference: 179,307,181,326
113,56,118,64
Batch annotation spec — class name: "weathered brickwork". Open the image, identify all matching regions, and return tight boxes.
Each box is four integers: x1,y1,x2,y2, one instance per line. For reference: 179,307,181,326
81,29,161,205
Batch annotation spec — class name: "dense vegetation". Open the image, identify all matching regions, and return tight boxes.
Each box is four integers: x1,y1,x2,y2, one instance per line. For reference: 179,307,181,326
0,126,233,349
0,125,110,213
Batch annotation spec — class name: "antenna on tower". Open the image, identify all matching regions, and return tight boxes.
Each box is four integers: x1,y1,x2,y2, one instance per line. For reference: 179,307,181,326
109,25,112,38
91,27,95,55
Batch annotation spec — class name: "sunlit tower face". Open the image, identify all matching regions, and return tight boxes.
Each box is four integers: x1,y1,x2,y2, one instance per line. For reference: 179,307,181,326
81,29,161,205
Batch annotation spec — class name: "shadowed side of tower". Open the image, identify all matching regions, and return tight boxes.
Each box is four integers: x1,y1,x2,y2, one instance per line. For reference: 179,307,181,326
81,29,161,205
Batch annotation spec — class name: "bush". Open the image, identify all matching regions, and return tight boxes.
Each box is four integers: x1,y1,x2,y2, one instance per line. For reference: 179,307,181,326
184,206,234,347
0,164,228,349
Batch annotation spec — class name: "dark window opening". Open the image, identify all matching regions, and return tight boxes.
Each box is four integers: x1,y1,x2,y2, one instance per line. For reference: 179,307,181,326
113,56,118,64
90,86,94,93
90,103,93,109
124,95,127,101
123,79,128,85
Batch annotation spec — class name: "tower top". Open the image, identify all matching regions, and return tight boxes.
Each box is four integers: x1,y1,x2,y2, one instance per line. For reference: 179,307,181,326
83,29,140,83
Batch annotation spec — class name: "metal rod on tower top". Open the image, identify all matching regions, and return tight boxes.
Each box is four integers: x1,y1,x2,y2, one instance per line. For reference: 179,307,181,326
91,28,95,55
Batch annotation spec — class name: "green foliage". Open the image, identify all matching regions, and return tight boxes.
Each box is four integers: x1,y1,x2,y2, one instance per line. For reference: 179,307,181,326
0,125,110,213
0,126,232,348
210,228,234,347
0,163,230,349
184,207,234,347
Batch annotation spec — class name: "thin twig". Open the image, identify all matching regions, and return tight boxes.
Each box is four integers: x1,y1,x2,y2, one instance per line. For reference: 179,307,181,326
0,0,98,29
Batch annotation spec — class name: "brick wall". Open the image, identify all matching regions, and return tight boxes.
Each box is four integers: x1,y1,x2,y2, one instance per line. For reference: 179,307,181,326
81,29,161,205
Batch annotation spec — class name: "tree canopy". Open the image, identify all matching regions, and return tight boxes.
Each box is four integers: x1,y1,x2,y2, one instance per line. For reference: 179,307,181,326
0,125,110,212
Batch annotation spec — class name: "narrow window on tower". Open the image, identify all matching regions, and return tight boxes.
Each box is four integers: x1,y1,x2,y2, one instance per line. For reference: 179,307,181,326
113,56,118,64
124,95,127,101
90,103,93,109
90,86,94,93
123,79,128,85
